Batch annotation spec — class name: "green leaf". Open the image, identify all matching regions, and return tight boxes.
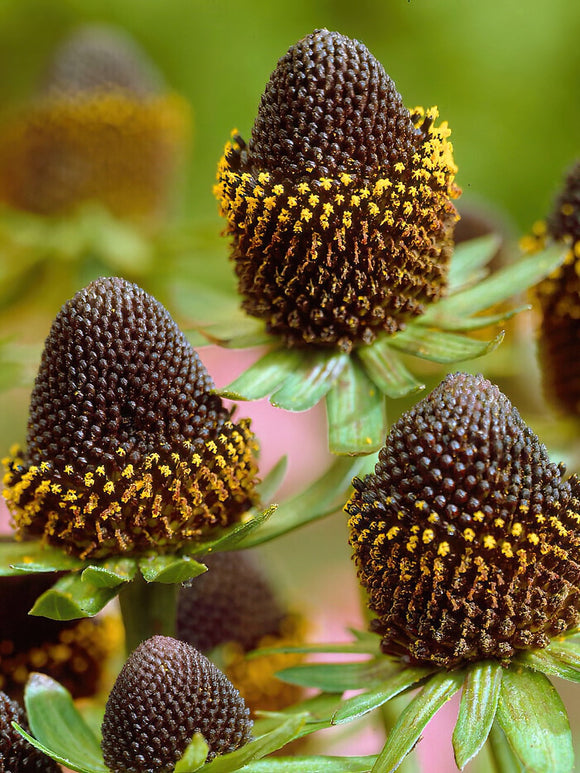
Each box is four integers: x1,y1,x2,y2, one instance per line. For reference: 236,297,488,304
250,639,381,658
420,304,529,332
277,658,395,692
270,350,348,411
238,756,378,772
174,733,209,772
257,456,288,502
447,234,501,292
356,339,424,399
372,670,464,772
326,358,386,455
81,557,137,588
488,721,524,773
23,673,107,773
218,348,303,400
518,647,580,683
453,661,502,770
331,666,434,726
193,505,277,556
30,572,119,619
139,554,207,583
389,326,504,363
201,714,307,772
0,540,85,576
195,316,272,349
496,666,574,773
239,456,367,548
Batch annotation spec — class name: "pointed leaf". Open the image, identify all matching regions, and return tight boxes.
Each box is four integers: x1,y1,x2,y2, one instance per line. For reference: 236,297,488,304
250,639,382,658
270,351,348,411
356,339,424,399
138,554,207,584
447,234,501,292
81,557,137,588
487,722,524,773
496,666,574,773
389,326,504,363
238,756,378,772
257,456,288,502
193,505,277,556
277,658,396,692
453,661,502,770
195,316,272,349
518,648,580,683
326,359,386,455
372,670,464,772
30,572,119,619
332,666,434,726
0,540,85,576
218,348,303,401
24,673,107,773
174,733,209,772
420,304,529,332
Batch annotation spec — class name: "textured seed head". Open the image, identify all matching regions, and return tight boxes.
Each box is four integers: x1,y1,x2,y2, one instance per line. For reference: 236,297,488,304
101,635,253,771
3,277,259,559
216,28,460,352
0,569,117,702
531,161,580,415
0,690,60,773
347,372,580,668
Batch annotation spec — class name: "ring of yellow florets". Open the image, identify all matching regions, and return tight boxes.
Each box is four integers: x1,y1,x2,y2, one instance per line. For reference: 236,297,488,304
215,107,460,351
3,420,259,560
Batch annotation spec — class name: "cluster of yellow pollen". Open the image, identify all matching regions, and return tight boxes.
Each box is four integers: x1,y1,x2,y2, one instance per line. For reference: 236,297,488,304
3,419,259,560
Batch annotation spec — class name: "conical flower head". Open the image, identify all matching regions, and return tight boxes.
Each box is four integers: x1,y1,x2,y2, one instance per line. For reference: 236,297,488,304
216,28,460,352
3,277,259,559
531,161,580,415
347,372,580,668
101,635,253,771
0,691,60,773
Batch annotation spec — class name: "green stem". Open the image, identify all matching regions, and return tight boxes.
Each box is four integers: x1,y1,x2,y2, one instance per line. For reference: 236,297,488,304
486,721,522,773
118,575,179,656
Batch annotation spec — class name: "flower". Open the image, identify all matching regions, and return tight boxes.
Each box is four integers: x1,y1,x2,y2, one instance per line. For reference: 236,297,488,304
347,372,580,668
3,277,259,560
100,635,253,770
0,690,60,772
215,28,460,353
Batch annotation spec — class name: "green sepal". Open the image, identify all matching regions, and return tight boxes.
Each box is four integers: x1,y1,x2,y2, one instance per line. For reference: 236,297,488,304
0,540,85,576
487,722,524,773
192,505,277,556
518,646,580,684
239,457,369,548
326,358,386,455
174,733,209,772
237,756,379,772
421,304,529,333
452,661,502,770
270,350,348,411
389,326,504,363
496,665,574,773
256,456,288,502
372,670,464,772
30,572,120,620
195,316,272,349
276,658,396,692
81,557,137,588
250,637,381,659
331,666,434,726
139,554,208,584
218,348,303,400
447,234,502,292
21,673,108,773
201,714,307,772
356,339,424,399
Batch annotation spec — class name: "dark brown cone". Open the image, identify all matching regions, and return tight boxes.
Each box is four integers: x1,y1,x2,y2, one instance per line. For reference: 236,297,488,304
216,29,460,352
3,277,259,559
0,691,60,773
101,635,253,771
347,372,580,668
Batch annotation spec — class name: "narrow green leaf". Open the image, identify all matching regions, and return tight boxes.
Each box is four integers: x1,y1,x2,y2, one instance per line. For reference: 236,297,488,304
193,505,277,556
543,636,580,674
447,234,501,292
30,573,119,619
331,666,434,726
518,648,580,683
389,326,504,363
139,554,207,583
0,539,85,576
372,670,464,772
356,340,424,399
194,316,272,349
249,639,382,658
257,456,288,502
174,733,209,772
496,666,574,773
24,673,107,773
238,756,378,772
453,661,502,770
218,348,303,400
277,658,395,692
326,359,386,455
201,714,307,772
420,304,529,332
488,721,524,773
239,456,367,548
270,351,348,411
13,723,89,773
81,557,137,588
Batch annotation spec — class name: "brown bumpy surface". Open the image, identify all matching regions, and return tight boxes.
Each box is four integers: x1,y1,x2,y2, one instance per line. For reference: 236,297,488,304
3,277,259,559
347,372,580,668
101,636,253,771
0,691,60,773
216,29,460,352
